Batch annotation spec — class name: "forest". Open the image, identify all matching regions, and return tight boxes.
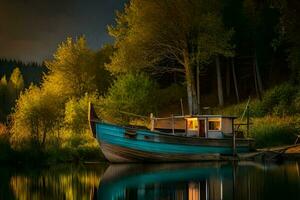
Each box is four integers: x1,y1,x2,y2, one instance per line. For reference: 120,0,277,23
0,0,300,164
0,59,46,121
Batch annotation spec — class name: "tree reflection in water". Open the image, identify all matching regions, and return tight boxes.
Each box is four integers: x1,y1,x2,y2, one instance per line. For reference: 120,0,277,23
0,164,107,200
0,162,299,200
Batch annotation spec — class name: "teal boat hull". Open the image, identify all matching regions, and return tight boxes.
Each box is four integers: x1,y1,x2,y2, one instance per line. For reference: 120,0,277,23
92,122,254,163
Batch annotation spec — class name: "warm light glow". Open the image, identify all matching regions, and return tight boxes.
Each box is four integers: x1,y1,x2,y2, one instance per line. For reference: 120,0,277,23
188,182,199,200
187,118,199,131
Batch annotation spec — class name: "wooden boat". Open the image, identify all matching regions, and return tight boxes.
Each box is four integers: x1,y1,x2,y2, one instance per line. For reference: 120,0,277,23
89,104,255,163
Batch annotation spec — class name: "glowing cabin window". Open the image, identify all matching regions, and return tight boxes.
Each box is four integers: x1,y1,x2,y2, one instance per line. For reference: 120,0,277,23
187,118,198,131
208,120,221,131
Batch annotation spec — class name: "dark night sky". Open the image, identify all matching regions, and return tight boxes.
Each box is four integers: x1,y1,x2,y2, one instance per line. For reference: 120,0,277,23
0,0,127,63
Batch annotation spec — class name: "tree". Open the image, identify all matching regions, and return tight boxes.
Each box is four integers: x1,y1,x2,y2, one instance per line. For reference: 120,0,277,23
10,85,64,148
6,68,25,111
243,0,264,99
0,76,8,86
216,56,224,106
9,68,24,90
243,0,280,98
44,37,112,98
9,37,113,149
64,93,100,134
271,0,300,82
93,45,114,95
108,0,234,114
101,73,158,124
9,68,23,92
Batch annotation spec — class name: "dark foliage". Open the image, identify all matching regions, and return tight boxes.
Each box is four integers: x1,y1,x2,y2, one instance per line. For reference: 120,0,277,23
0,58,46,86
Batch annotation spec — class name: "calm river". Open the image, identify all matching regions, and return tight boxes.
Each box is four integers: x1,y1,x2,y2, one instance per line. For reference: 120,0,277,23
0,161,299,200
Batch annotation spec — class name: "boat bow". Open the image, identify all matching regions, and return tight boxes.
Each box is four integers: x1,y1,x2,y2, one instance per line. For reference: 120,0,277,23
88,102,100,138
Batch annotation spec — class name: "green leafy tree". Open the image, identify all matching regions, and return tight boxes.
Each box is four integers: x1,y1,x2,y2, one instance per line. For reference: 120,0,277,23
92,45,114,95
64,93,100,134
108,0,234,114
101,73,158,124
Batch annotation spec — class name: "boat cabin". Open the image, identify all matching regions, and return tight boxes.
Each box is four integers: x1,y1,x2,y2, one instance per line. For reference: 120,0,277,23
150,115,236,139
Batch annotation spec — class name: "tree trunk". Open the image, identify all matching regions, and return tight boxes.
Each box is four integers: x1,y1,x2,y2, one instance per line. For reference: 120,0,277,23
226,60,231,97
196,64,200,114
254,51,263,95
184,50,198,114
231,58,240,103
253,55,262,100
216,56,224,106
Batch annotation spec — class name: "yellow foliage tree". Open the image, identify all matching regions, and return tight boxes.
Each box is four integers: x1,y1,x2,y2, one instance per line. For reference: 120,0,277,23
11,85,64,148
44,37,112,99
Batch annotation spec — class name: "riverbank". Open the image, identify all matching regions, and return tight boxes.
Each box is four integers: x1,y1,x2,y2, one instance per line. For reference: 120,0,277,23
1,127,300,165
211,83,300,150
235,144,300,162
282,145,300,160
0,129,106,165
1,83,300,164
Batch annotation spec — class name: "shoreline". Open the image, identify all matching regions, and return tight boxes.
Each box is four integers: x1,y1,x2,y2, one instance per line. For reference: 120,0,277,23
1,144,300,165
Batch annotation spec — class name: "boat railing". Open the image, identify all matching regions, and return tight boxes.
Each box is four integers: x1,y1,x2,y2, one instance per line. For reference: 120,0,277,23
151,115,186,120
150,114,237,120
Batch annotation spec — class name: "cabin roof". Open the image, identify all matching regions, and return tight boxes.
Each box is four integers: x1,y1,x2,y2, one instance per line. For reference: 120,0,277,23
186,115,237,119
152,115,237,120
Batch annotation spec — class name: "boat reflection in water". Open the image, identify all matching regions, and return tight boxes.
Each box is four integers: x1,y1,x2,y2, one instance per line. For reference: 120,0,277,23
96,161,300,200
98,162,232,200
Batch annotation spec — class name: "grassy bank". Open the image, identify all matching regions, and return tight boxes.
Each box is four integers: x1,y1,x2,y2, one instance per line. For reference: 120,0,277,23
216,107,299,148
215,83,300,148
249,116,298,148
0,125,104,164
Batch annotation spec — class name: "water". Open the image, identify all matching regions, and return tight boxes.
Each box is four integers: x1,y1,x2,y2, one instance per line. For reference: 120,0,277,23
0,161,299,200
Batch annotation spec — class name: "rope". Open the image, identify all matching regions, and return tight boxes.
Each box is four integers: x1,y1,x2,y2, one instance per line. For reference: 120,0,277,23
92,103,150,119
235,97,251,131
240,96,251,121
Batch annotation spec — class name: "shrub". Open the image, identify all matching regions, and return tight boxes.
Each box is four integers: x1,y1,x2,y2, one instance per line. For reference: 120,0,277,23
213,99,261,117
255,83,299,116
59,130,103,162
101,73,159,124
293,91,300,112
0,123,9,137
64,93,100,134
217,83,300,118
249,116,298,148
0,124,13,162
